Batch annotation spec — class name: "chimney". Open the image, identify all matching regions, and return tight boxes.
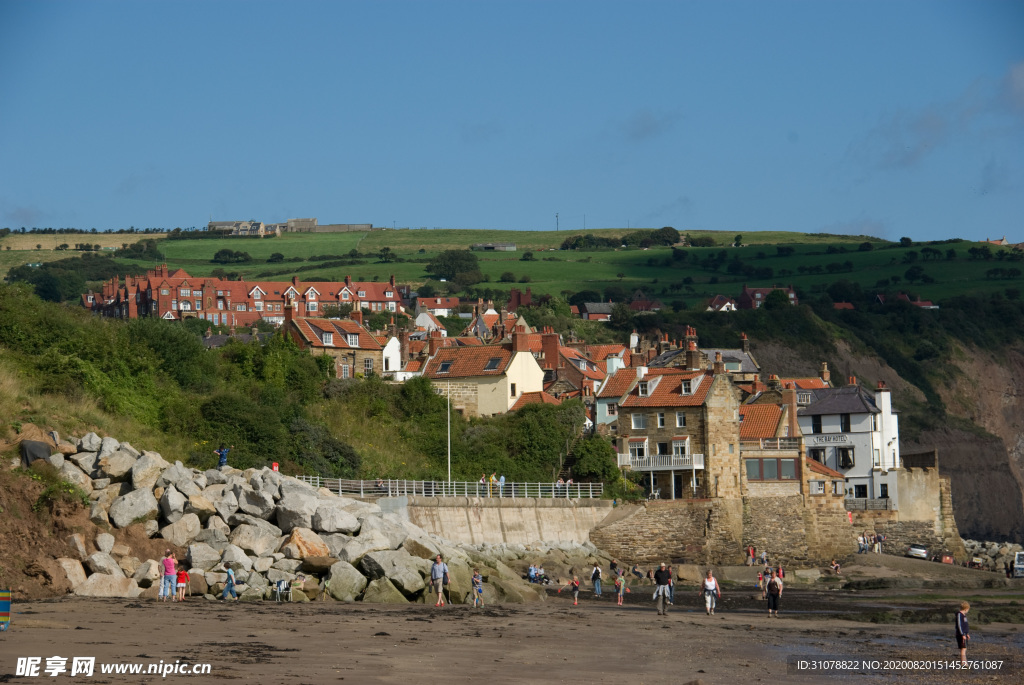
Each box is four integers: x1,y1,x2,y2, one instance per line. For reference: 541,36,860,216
658,331,670,354
284,301,295,327
741,332,749,354
292,275,300,288
636,366,648,380
512,324,528,353
399,328,410,361
344,275,351,288
686,341,701,371
251,327,258,336
820,362,831,384
229,326,236,336
782,383,799,437
542,326,560,370
847,375,857,387
389,274,395,287
350,308,363,325
713,351,725,374
428,329,442,356
205,327,212,338
767,374,782,391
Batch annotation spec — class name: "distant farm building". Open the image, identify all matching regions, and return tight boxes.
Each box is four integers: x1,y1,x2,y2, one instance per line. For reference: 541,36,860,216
471,242,517,252
208,218,372,235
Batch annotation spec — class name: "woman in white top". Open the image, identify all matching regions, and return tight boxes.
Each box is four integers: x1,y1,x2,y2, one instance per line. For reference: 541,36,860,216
701,569,721,615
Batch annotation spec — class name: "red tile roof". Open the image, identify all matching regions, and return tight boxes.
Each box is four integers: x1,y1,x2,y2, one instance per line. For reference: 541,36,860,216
290,317,382,350
510,391,562,411
739,404,782,439
619,369,712,407
785,378,830,389
807,460,845,479
598,369,641,399
422,344,515,379
404,360,423,373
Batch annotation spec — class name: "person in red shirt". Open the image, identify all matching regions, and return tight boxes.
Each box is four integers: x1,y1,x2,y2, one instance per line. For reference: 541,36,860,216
175,566,191,602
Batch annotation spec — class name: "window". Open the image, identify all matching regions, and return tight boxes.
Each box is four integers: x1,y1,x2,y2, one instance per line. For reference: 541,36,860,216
811,415,822,434
275,304,282,311
236,304,245,311
308,292,317,300
357,290,366,297
780,459,796,479
364,358,373,373
871,415,878,430
672,439,688,456
438,361,452,373
638,381,649,397
347,334,359,347
161,288,169,295
809,448,825,463
340,364,350,379
745,458,796,481
217,290,223,296
763,459,778,480
387,302,396,312
181,288,190,297
253,291,261,299
832,481,844,495
384,357,390,371
873,449,881,467
854,484,868,498
681,380,692,394
631,414,646,430
810,480,825,495
840,414,851,432
608,403,617,416
307,302,318,312
342,291,350,300
217,300,224,310
322,332,333,346
179,301,191,311
675,412,686,427
171,299,178,310
385,291,394,298
510,383,517,397
728,443,735,454
196,300,202,311
880,484,889,498
484,357,501,371
628,440,647,458
254,301,263,312
745,460,761,481
838,448,854,469
798,392,811,404
657,412,665,427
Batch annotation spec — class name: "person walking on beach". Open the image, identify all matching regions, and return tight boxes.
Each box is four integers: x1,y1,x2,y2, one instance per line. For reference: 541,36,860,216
222,566,238,601
471,568,484,608
701,569,721,615
558,576,581,606
955,601,970,665
214,444,233,468
653,562,671,615
160,550,176,602
766,569,783,617
431,555,450,607
591,562,603,596
758,570,766,599
175,565,190,602
666,564,675,605
616,571,629,606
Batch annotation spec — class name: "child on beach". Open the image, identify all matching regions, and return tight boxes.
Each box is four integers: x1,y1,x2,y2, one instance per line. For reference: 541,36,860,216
956,601,970,665
175,566,190,602
558,576,581,606
615,571,629,606
472,569,484,608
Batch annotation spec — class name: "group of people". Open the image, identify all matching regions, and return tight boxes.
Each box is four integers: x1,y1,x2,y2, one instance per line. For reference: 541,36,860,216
857,531,885,554
755,564,784,617
158,550,191,603
478,472,507,497
526,564,552,585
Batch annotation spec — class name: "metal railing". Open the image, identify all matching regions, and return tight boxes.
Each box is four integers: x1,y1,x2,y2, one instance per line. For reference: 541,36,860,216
617,453,705,470
741,438,802,451
844,497,897,511
296,476,604,499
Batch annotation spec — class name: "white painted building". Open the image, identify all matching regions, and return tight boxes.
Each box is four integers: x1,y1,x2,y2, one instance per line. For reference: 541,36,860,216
797,381,900,506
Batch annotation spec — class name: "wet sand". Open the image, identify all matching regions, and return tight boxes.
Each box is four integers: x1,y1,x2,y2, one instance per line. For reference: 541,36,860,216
3,588,1021,684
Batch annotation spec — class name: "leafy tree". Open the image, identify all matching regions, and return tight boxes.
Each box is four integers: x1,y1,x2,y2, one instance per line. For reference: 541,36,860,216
900,237,913,247
212,249,252,264
733,234,742,247
378,247,395,263
859,242,874,251
572,436,618,482
904,265,926,283
426,250,479,279
568,290,602,307
520,251,535,261
417,283,436,298
762,289,792,310
267,252,285,263
499,271,516,283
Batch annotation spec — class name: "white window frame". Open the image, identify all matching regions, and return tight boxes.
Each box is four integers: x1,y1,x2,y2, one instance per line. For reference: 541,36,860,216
322,332,333,346
628,439,647,459
657,412,665,427
672,438,689,456
631,414,646,430
347,334,359,347
681,380,692,394
675,411,686,427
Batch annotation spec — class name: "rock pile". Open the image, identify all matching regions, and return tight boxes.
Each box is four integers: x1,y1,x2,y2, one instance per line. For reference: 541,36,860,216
28,433,547,604
962,538,1022,572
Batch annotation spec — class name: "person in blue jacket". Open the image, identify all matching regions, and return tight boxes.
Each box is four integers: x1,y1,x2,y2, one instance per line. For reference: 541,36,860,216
955,601,970,666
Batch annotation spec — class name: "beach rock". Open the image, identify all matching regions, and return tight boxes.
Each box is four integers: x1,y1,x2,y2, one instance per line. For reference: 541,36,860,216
132,560,162,588
157,462,192,489
111,543,130,557
42,453,65,470
96,533,115,554
357,515,408,550
160,485,186,524
206,515,230,535
253,556,274,573
79,432,102,452
144,520,160,538
278,478,320,502
280,528,330,560
220,544,253,572
67,533,88,560
206,488,239,522
229,523,280,557
97,436,120,460
361,577,408,604
326,561,367,601
130,451,170,491
312,501,361,535
403,534,440,560
337,530,392,565
275,493,319,533
185,494,216,522
75,574,140,598
187,543,223,571
205,571,227,587
271,559,303,573
188,573,208,596
85,552,124,577
59,462,93,494
109,488,159,528
300,556,339,575
118,556,141,577
237,487,276,520
89,502,109,527
321,533,353,559
204,468,228,486
90,477,111,491
160,513,202,547
57,558,87,589
117,442,140,458
57,440,78,456
69,452,98,475
98,449,136,482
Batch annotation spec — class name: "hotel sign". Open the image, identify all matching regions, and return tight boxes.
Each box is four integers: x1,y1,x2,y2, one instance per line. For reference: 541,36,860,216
812,435,851,444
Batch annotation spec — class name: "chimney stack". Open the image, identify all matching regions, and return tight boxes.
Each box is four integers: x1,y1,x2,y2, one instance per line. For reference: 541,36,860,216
284,301,295,327
741,332,749,354
713,351,725,374
350,308,363,325
512,324,528,353
781,382,799,437
428,329,443,356
820,362,831,384
542,326,560,370
686,341,701,371
292,275,299,287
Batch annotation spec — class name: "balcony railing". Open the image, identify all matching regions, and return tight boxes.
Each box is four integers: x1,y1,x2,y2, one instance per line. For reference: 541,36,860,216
740,438,802,451
295,476,604,500
844,497,897,511
617,453,704,470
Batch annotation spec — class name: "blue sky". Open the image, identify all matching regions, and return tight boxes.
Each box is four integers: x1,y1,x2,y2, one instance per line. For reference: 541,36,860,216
1,1,1021,242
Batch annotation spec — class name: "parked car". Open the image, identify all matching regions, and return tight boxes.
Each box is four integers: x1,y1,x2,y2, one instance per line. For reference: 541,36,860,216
905,544,928,559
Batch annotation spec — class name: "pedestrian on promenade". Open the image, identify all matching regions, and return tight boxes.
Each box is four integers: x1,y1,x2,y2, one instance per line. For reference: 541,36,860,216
701,569,721,615
214,444,233,468
489,472,497,497
766,569,783,617
591,562,603,596
758,570,766,599
472,568,484,608
160,550,176,602
747,546,755,566
558,576,581,606
955,601,970,666
431,555,450,607
498,474,505,497
653,563,672,615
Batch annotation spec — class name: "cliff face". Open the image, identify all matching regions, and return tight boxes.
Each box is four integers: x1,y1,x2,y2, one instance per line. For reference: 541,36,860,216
752,341,1024,543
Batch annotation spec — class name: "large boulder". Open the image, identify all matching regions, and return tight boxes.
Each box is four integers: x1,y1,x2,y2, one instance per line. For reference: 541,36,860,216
321,533,353,559
98,449,136,482
69,451,99,475
280,528,330,560
203,468,228,486
278,478,320,502
361,577,408,604
160,513,202,547
312,501,361,535
159,485,187,524
300,556,339,575
42,452,65,470
236,487,276,520
66,533,88,560
184,494,217,523
220,544,254,572
109,488,159,528
59,462,93,495
132,560,162,588
118,556,141,577
326,561,368,601
156,462,192,489
85,552,124,577
97,436,120,460
95,533,115,554
337,530,392,565
229,523,280,557
75,574,140,598
275,494,319,533
88,502,109,527
187,543,223,571
204,487,239,522
402,534,441,560
356,515,408,550
79,432,102,452
131,451,171,491
360,550,427,598
56,558,87,589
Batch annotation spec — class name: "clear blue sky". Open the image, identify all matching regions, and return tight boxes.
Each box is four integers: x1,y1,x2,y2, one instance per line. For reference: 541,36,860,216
1,1,1021,242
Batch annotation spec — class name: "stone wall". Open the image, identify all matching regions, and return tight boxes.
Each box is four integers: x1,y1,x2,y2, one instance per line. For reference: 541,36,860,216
389,496,613,546
743,495,810,564
435,381,480,417
589,498,744,564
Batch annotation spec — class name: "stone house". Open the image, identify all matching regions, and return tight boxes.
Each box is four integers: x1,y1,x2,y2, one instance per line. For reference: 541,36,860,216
736,284,798,309
283,307,397,379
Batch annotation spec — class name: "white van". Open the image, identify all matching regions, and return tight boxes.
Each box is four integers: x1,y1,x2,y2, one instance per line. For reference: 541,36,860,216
1015,551,1024,578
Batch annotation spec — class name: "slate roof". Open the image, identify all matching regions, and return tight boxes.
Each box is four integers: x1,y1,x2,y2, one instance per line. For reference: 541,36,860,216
647,347,758,372
797,386,880,416
739,404,782,439
581,302,614,315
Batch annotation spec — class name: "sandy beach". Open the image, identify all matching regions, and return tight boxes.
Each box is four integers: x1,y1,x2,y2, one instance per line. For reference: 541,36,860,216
3,585,1021,685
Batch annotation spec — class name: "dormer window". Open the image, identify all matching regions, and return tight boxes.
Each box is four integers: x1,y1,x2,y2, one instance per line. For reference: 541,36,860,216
347,334,359,347
322,332,333,346
681,380,692,394
638,381,649,397
357,290,366,298
385,291,394,298
798,392,811,404
342,292,350,300
308,292,317,300
439,361,452,373
484,357,501,371
253,291,261,299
